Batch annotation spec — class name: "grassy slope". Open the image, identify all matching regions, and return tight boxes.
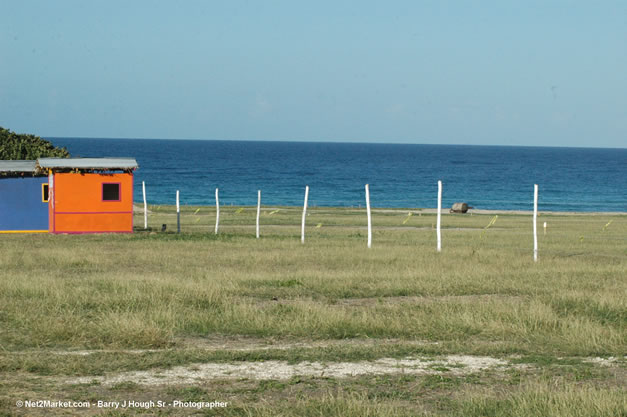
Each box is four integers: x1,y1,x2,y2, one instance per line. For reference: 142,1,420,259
0,207,625,416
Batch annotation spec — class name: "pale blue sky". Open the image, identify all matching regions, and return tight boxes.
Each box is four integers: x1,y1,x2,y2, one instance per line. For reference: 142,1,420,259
1,1,626,147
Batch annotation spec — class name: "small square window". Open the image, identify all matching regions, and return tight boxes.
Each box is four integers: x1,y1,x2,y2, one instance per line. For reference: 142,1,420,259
42,183,49,202
102,183,120,201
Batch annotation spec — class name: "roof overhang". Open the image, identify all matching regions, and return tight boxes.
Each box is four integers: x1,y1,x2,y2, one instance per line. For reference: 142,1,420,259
0,160,38,174
36,158,138,173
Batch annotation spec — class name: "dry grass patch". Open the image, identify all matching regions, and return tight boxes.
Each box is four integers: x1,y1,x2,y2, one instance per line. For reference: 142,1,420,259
0,208,625,415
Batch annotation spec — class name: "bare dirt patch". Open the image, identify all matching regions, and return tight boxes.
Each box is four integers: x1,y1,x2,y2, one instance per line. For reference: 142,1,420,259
69,355,510,386
583,356,625,366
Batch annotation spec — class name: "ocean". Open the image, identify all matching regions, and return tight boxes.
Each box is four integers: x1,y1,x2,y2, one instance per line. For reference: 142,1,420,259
47,138,627,212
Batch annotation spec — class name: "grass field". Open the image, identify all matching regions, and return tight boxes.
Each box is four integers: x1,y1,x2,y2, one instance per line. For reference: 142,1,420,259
0,206,625,416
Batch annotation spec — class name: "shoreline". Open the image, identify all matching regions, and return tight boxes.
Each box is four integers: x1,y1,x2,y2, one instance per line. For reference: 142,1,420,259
132,204,626,216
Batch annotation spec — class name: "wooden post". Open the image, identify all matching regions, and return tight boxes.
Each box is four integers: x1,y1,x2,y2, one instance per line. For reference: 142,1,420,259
301,185,309,243
176,190,180,234
215,188,220,235
533,184,538,262
437,180,442,252
256,190,261,239
365,184,372,248
142,181,148,229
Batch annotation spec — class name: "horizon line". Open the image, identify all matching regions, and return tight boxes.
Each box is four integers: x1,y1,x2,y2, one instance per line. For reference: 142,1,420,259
44,136,627,151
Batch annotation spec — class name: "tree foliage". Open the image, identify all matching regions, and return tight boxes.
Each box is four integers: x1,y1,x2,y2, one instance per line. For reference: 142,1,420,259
0,127,70,160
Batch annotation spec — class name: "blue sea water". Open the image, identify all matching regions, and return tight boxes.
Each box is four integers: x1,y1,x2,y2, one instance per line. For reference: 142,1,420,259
47,138,627,212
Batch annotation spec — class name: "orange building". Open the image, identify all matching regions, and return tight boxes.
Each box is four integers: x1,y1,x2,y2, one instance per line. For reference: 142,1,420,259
37,158,138,234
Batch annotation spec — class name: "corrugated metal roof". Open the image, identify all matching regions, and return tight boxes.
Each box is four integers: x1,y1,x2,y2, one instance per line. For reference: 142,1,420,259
37,158,138,170
0,160,37,173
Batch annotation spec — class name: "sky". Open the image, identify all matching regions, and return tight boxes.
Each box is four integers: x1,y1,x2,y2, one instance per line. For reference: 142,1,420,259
1,1,626,147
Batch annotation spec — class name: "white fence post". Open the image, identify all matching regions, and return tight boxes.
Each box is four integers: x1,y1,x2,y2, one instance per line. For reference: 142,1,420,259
365,184,372,248
49,172,54,231
301,185,309,243
142,181,147,229
533,184,538,262
176,190,180,234
437,180,442,252
215,188,220,235
256,190,261,239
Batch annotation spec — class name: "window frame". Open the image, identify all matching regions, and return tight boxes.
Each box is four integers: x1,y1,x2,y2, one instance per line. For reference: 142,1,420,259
42,183,49,203
101,182,121,202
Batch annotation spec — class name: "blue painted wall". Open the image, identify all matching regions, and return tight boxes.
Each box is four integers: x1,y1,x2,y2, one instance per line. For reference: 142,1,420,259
0,177,49,231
